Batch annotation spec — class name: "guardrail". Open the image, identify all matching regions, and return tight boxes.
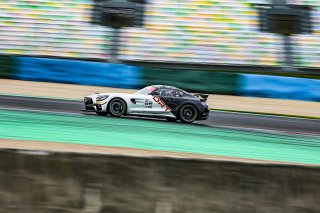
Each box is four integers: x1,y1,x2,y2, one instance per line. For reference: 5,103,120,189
1,56,319,101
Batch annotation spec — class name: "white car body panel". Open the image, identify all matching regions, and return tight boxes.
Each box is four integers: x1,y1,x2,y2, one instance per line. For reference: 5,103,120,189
85,92,175,118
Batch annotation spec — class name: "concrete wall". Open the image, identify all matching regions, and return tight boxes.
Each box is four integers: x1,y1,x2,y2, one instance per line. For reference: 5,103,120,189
0,150,319,213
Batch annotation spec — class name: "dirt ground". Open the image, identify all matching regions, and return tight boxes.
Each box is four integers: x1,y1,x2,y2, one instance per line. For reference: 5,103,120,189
1,79,319,118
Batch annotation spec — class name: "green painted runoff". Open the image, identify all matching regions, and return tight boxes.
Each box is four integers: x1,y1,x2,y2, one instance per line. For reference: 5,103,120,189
0,109,319,164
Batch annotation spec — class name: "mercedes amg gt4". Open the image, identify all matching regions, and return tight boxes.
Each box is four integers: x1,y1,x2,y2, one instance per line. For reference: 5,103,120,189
83,85,209,123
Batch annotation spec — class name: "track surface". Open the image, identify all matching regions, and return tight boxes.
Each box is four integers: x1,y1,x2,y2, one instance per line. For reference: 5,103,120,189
1,95,319,135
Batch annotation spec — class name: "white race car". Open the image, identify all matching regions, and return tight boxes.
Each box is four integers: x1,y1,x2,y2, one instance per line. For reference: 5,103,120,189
83,85,209,123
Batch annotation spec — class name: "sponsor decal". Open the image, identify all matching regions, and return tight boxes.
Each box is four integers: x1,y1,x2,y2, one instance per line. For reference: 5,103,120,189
146,86,156,93
152,96,171,112
144,99,153,108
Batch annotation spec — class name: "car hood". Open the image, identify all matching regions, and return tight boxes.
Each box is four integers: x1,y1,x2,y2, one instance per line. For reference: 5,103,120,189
85,92,136,100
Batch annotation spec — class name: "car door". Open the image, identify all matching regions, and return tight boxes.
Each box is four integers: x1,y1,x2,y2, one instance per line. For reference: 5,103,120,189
143,94,157,115
145,89,173,116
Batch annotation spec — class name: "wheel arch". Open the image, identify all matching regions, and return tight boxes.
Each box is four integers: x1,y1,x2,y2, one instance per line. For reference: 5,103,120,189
107,97,129,115
177,102,200,123
176,102,200,114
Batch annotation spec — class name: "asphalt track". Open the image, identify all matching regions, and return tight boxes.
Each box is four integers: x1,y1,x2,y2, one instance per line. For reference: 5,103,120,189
0,95,319,135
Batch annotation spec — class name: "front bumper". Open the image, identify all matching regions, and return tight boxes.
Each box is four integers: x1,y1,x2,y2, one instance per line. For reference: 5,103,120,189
83,104,104,112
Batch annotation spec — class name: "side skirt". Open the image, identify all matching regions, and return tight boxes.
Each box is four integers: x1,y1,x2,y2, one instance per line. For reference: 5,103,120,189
128,113,176,119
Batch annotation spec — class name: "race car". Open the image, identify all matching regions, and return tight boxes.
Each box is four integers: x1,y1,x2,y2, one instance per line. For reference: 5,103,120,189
83,85,209,123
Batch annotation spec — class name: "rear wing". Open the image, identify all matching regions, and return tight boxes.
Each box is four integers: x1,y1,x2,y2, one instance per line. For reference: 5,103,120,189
194,94,208,102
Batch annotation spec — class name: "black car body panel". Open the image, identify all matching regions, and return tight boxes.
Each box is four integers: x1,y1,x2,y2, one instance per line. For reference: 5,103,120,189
151,86,209,121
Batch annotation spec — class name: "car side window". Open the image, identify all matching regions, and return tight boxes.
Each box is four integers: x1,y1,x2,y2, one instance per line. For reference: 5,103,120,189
174,90,185,97
159,89,175,97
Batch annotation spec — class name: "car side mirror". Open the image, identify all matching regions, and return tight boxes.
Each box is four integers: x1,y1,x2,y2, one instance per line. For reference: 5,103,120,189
152,91,160,96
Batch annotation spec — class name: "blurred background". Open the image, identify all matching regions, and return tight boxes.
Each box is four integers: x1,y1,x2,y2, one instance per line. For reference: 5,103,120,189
0,0,319,101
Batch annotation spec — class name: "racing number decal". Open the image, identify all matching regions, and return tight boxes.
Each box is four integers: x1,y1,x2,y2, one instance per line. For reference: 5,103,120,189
145,99,153,108
152,96,171,112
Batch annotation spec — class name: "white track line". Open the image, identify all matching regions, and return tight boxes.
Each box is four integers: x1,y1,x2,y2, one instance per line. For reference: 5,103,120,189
0,107,83,116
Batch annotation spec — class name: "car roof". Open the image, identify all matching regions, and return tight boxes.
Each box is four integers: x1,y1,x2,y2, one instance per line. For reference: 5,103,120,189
151,85,192,95
151,85,179,90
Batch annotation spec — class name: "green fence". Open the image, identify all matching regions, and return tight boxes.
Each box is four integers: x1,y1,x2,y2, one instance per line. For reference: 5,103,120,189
2,56,320,101
0,55,16,78
141,67,239,95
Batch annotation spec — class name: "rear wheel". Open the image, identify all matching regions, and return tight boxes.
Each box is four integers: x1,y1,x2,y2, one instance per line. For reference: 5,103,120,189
179,104,198,123
108,98,127,117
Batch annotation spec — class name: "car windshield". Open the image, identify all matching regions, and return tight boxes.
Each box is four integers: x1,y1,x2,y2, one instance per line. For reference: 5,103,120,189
135,86,156,95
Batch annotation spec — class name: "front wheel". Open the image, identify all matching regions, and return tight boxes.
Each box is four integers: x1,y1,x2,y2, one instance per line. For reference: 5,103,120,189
108,98,127,117
178,104,198,123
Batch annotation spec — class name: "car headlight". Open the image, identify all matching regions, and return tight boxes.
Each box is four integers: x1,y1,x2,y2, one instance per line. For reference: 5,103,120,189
96,95,109,101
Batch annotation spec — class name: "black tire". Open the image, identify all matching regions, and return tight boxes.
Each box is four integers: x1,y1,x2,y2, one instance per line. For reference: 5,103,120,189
96,112,107,116
178,104,198,123
166,117,177,122
107,98,127,117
